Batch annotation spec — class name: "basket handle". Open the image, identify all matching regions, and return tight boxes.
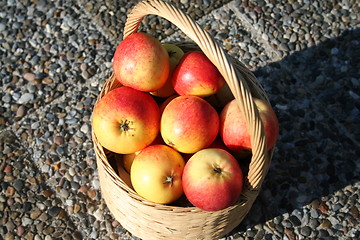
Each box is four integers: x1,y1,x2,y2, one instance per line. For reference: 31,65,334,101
124,0,270,191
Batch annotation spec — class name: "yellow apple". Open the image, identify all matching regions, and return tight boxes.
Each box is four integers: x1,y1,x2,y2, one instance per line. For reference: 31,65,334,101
130,145,185,204
205,82,234,109
114,154,133,189
150,43,184,97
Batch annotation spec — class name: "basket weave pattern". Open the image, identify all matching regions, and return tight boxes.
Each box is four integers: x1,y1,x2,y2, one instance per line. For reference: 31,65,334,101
92,0,274,239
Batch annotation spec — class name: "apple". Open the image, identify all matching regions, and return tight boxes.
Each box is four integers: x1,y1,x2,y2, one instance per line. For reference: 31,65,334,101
130,144,185,204
92,86,160,154
171,51,226,97
123,151,140,173
182,148,243,211
114,154,133,189
160,96,219,154
113,32,170,92
150,43,184,97
220,98,279,152
205,82,234,110
122,134,165,173
159,94,178,114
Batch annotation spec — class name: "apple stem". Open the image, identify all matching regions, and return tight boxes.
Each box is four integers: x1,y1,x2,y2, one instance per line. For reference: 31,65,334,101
119,119,133,133
213,166,222,174
163,175,174,186
168,50,177,58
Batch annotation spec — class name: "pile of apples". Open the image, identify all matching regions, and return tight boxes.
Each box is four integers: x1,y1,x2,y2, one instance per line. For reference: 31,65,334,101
92,32,279,211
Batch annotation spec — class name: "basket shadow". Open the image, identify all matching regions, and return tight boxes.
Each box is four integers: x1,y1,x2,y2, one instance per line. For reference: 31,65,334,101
227,28,360,235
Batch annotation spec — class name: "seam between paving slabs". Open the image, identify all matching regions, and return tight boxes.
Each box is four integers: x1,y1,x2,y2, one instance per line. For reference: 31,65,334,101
226,1,360,147
161,0,276,69
1,0,118,235
74,0,118,45
5,74,109,239
229,1,283,62
0,128,81,237
3,112,89,238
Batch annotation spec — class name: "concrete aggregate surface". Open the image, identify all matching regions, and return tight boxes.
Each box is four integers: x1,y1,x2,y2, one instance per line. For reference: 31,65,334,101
0,0,359,239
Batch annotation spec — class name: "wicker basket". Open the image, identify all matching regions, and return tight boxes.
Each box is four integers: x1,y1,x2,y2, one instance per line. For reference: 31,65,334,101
92,0,274,239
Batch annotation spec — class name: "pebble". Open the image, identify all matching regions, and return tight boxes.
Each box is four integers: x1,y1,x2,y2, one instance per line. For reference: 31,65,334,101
18,93,34,104
73,204,81,214
3,164,12,173
68,167,76,177
13,179,25,192
80,124,90,134
16,105,26,118
88,189,97,199
22,217,32,226
23,73,36,82
30,210,42,220
94,208,103,221
17,226,25,236
6,186,15,197
2,94,12,103
54,136,65,145
321,219,332,229
48,206,61,217
38,212,48,222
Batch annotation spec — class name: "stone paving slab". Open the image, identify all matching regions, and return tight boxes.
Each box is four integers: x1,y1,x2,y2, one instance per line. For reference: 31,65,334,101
163,1,273,71
0,0,113,131
278,29,360,145
10,84,121,239
0,130,81,239
230,0,360,58
77,0,233,43
232,60,360,238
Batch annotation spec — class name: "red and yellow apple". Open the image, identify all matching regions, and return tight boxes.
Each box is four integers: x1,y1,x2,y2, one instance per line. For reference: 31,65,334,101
220,98,279,152
171,51,225,97
150,43,184,97
113,32,170,92
160,96,219,154
159,94,178,114
130,144,185,204
182,148,243,211
92,86,160,154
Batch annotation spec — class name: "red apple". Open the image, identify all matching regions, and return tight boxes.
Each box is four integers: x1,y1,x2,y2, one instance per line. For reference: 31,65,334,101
92,86,160,154
182,148,243,211
113,32,170,92
160,96,219,154
220,98,279,152
171,51,225,97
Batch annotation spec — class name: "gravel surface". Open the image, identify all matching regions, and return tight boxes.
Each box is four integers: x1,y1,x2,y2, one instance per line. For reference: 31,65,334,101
0,0,359,239
78,0,233,42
